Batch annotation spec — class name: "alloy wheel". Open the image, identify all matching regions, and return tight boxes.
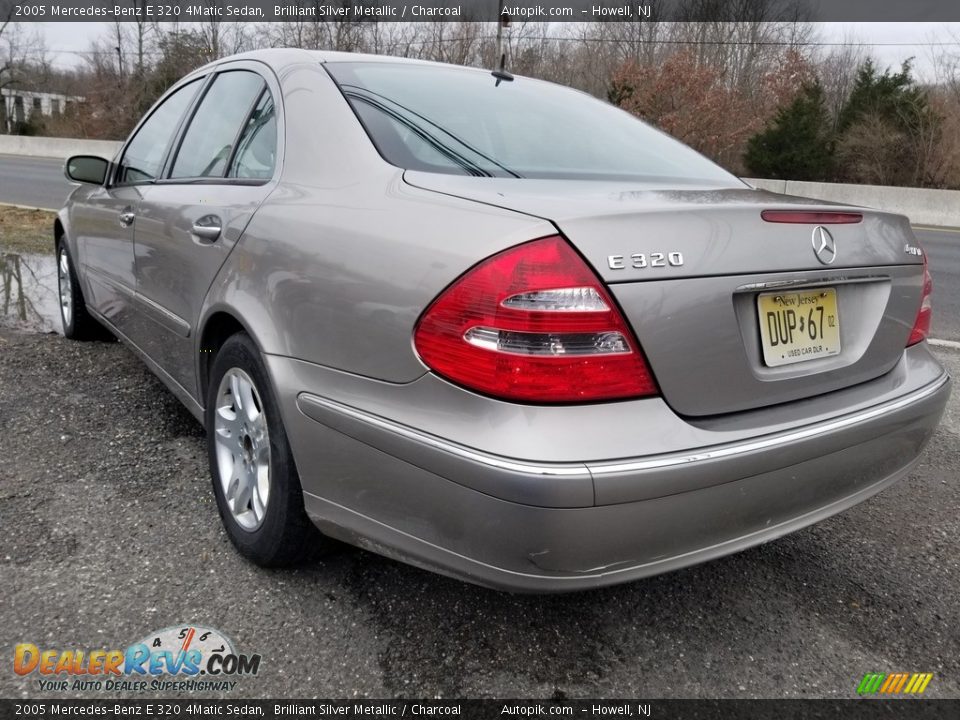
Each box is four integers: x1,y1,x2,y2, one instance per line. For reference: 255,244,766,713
213,368,271,531
58,247,73,330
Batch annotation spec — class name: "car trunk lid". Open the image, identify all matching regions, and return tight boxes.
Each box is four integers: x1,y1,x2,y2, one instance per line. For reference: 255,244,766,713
404,173,927,416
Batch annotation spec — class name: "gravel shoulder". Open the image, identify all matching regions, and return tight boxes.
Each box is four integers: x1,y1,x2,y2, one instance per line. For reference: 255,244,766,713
1,326,958,699
0,206,56,255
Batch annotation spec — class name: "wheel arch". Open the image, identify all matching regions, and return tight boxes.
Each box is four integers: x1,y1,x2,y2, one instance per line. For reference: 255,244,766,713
54,217,64,249
197,309,260,404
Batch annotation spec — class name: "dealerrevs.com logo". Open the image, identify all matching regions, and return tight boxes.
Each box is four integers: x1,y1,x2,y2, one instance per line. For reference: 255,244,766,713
14,625,261,693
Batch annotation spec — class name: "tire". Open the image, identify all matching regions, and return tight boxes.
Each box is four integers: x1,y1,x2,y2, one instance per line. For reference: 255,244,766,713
206,332,321,566
56,240,108,341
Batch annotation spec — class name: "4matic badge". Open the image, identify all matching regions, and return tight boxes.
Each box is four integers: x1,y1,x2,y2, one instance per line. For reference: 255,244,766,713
13,625,261,693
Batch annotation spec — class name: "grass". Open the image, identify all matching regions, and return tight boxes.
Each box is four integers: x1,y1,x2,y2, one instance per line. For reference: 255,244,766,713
0,205,56,255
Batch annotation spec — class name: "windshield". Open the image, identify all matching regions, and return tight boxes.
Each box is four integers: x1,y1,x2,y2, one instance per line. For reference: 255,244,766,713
325,61,741,184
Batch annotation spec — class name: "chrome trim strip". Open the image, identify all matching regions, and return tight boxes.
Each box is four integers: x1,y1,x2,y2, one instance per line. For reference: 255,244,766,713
735,274,889,292
134,292,192,338
85,267,191,338
297,394,589,478
84,265,135,298
298,372,949,480
588,373,950,475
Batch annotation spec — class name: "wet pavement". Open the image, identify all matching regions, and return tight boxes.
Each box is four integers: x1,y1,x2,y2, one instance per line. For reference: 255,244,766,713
0,250,60,335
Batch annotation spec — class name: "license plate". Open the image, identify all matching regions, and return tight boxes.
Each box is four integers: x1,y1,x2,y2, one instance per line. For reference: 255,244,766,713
757,288,841,367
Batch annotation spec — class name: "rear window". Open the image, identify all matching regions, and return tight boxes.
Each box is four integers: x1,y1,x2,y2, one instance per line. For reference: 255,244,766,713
325,62,738,184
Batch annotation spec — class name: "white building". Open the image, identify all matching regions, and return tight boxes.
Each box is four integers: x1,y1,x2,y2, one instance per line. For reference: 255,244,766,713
1,89,83,132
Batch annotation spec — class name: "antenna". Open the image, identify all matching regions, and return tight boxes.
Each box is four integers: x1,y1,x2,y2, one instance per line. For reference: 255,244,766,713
492,12,514,86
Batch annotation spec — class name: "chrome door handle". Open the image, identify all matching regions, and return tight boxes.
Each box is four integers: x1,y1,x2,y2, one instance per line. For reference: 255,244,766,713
118,210,135,227
191,215,222,242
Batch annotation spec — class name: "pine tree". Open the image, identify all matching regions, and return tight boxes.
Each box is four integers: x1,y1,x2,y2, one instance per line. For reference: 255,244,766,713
832,59,940,187
744,83,833,181
837,59,928,136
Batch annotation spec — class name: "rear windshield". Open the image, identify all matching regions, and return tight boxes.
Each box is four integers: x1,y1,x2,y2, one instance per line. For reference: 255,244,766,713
325,61,739,184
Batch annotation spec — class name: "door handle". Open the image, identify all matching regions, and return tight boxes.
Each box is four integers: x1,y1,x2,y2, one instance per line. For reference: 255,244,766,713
191,215,222,243
118,209,135,227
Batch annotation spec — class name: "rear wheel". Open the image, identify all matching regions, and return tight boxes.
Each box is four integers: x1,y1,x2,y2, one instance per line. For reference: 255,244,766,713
206,332,321,566
57,241,106,341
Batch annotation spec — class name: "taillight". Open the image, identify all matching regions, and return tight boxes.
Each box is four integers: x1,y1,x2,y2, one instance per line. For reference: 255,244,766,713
413,235,658,403
907,253,933,346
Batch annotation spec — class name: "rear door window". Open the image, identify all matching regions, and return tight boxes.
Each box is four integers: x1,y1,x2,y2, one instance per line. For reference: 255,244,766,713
171,71,266,179
228,91,277,180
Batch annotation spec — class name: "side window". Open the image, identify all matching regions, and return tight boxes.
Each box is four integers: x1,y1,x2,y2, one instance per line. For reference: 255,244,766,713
228,92,277,180
350,98,468,176
117,79,201,185
171,71,266,179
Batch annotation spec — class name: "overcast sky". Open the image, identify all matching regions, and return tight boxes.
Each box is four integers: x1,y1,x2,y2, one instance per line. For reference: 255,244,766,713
26,21,960,81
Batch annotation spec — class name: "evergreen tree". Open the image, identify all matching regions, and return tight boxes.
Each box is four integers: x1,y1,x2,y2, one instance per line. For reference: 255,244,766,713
837,59,928,136
744,83,833,181
834,59,940,187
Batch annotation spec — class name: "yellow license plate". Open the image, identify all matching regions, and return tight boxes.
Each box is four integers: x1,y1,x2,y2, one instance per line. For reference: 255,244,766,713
757,288,841,367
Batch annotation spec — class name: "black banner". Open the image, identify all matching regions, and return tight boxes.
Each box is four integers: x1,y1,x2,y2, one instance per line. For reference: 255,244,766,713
4,0,960,23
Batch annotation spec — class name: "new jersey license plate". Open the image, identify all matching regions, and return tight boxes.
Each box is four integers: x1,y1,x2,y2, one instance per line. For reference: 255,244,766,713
757,288,841,367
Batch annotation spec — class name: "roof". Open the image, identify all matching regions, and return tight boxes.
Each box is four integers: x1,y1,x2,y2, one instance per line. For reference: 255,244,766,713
196,48,477,75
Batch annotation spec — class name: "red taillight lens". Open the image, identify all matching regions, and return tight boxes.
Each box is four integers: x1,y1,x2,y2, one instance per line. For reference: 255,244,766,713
413,235,658,403
908,254,933,346
761,210,863,224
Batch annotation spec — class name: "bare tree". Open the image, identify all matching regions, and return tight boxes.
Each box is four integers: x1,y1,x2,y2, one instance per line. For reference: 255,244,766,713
931,28,960,105
1,20,47,133
817,31,867,130
198,2,251,59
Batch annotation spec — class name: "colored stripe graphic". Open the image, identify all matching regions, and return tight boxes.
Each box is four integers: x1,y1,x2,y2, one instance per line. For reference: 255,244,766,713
857,672,933,695
181,627,196,653
857,673,885,694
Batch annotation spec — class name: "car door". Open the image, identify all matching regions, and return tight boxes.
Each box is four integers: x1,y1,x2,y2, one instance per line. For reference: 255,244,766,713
70,78,202,335
128,63,281,400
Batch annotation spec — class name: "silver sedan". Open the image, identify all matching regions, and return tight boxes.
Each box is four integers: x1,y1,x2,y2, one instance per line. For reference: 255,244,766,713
56,49,951,591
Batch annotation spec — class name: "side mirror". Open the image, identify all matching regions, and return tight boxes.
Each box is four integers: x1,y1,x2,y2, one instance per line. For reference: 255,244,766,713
65,155,110,185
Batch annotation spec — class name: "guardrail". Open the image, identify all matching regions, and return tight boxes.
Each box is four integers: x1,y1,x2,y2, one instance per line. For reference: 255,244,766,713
746,178,960,229
0,135,122,161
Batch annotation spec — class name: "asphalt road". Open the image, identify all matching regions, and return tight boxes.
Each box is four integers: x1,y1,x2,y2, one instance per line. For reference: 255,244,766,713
1,153,958,341
917,228,960,343
0,154,74,211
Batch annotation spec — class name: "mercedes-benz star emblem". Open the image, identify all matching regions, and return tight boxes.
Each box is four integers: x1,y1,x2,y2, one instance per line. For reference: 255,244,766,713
811,226,837,265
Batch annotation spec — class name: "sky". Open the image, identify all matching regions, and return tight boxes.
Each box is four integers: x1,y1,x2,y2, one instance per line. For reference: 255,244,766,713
24,21,960,82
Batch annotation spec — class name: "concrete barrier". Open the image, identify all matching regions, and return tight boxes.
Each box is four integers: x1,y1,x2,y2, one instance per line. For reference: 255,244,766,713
746,178,960,228
1,137,957,227
0,135,122,161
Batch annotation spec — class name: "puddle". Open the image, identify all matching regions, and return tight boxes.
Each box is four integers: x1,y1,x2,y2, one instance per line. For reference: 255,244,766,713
0,250,62,334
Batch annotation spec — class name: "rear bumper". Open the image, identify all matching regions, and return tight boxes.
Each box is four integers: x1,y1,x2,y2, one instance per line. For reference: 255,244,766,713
268,350,951,592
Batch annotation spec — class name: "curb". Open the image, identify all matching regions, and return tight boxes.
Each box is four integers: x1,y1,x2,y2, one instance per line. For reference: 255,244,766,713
929,338,960,350
0,201,58,212
912,225,960,234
